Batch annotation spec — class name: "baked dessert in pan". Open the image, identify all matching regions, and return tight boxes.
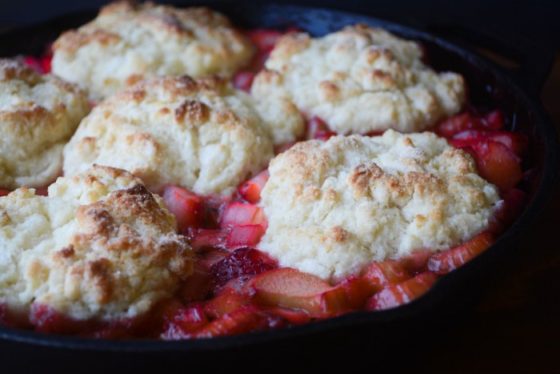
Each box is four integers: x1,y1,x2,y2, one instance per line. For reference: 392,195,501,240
0,1,531,340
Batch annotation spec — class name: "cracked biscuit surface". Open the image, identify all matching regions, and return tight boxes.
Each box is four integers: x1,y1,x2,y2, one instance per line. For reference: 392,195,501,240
252,25,466,137
0,166,193,320
0,59,89,190
259,131,500,280
63,76,274,195
52,1,254,99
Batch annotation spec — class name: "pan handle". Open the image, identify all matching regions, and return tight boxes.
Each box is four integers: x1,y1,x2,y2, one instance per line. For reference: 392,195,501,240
423,22,555,95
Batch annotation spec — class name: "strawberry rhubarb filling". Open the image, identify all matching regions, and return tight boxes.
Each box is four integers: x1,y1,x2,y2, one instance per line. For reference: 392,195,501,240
0,29,529,340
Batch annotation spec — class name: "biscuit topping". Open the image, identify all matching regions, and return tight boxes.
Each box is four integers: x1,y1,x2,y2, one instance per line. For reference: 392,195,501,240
63,76,274,195
52,2,254,98
259,131,501,280
252,25,465,136
0,59,89,189
0,166,193,320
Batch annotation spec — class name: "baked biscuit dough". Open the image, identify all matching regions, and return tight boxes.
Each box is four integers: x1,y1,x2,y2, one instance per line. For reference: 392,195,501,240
259,131,500,280
252,25,465,136
0,166,193,320
63,76,274,195
52,1,254,99
0,59,89,189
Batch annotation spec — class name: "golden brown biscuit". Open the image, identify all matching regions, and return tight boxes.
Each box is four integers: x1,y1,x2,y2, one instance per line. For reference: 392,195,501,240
0,165,193,320
63,76,274,195
259,131,500,280
52,1,254,99
0,59,89,189
252,25,465,137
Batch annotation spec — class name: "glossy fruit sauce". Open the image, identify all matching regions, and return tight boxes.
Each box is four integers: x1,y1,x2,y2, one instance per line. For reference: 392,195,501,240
0,29,528,340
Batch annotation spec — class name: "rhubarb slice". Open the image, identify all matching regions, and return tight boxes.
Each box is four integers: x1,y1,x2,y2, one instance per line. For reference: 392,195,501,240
367,272,437,310
427,232,494,274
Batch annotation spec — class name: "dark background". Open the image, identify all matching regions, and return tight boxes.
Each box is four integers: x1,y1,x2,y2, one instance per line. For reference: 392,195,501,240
1,1,560,373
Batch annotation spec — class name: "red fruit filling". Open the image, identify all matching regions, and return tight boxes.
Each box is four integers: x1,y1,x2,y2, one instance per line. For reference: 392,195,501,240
251,268,375,317
23,54,52,74
162,185,204,232
427,232,495,274
367,272,437,311
435,109,504,137
161,303,209,339
220,202,266,227
233,70,256,92
470,140,523,191
307,116,337,141
238,170,269,203
210,247,277,289
436,110,525,192
2,35,530,340
193,306,269,338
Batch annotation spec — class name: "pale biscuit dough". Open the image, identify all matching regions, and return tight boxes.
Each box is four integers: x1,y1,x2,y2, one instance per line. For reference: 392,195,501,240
259,131,500,280
252,25,465,137
0,166,193,320
63,76,274,195
0,59,89,189
52,1,254,99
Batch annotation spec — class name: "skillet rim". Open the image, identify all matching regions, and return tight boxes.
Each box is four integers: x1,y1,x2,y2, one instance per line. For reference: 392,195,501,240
0,2,558,353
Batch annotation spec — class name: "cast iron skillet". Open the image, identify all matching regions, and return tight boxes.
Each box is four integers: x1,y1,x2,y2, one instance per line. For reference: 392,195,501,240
0,2,558,370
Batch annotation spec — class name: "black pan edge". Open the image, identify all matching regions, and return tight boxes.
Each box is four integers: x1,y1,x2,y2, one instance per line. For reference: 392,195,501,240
0,2,558,353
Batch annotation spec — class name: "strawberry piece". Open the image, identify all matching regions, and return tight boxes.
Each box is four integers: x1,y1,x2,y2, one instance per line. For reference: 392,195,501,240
188,228,228,251
226,224,266,249
233,70,255,92
197,248,229,271
247,29,284,54
436,112,482,137
160,302,209,339
427,232,494,274
162,186,204,232
367,272,437,310
452,130,528,155
23,54,52,74
41,54,52,74
23,56,43,73
471,140,523,191
482,110,504,130
179,266,214,303
0,189,9,197
220,202,266,227
194,307,268,338
246,29,285,72
307,116,337,140
210,247,277,288
238,170,269,203
362,260,410,290
30,304,87,334
489,132,528,155
204,287,251,318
